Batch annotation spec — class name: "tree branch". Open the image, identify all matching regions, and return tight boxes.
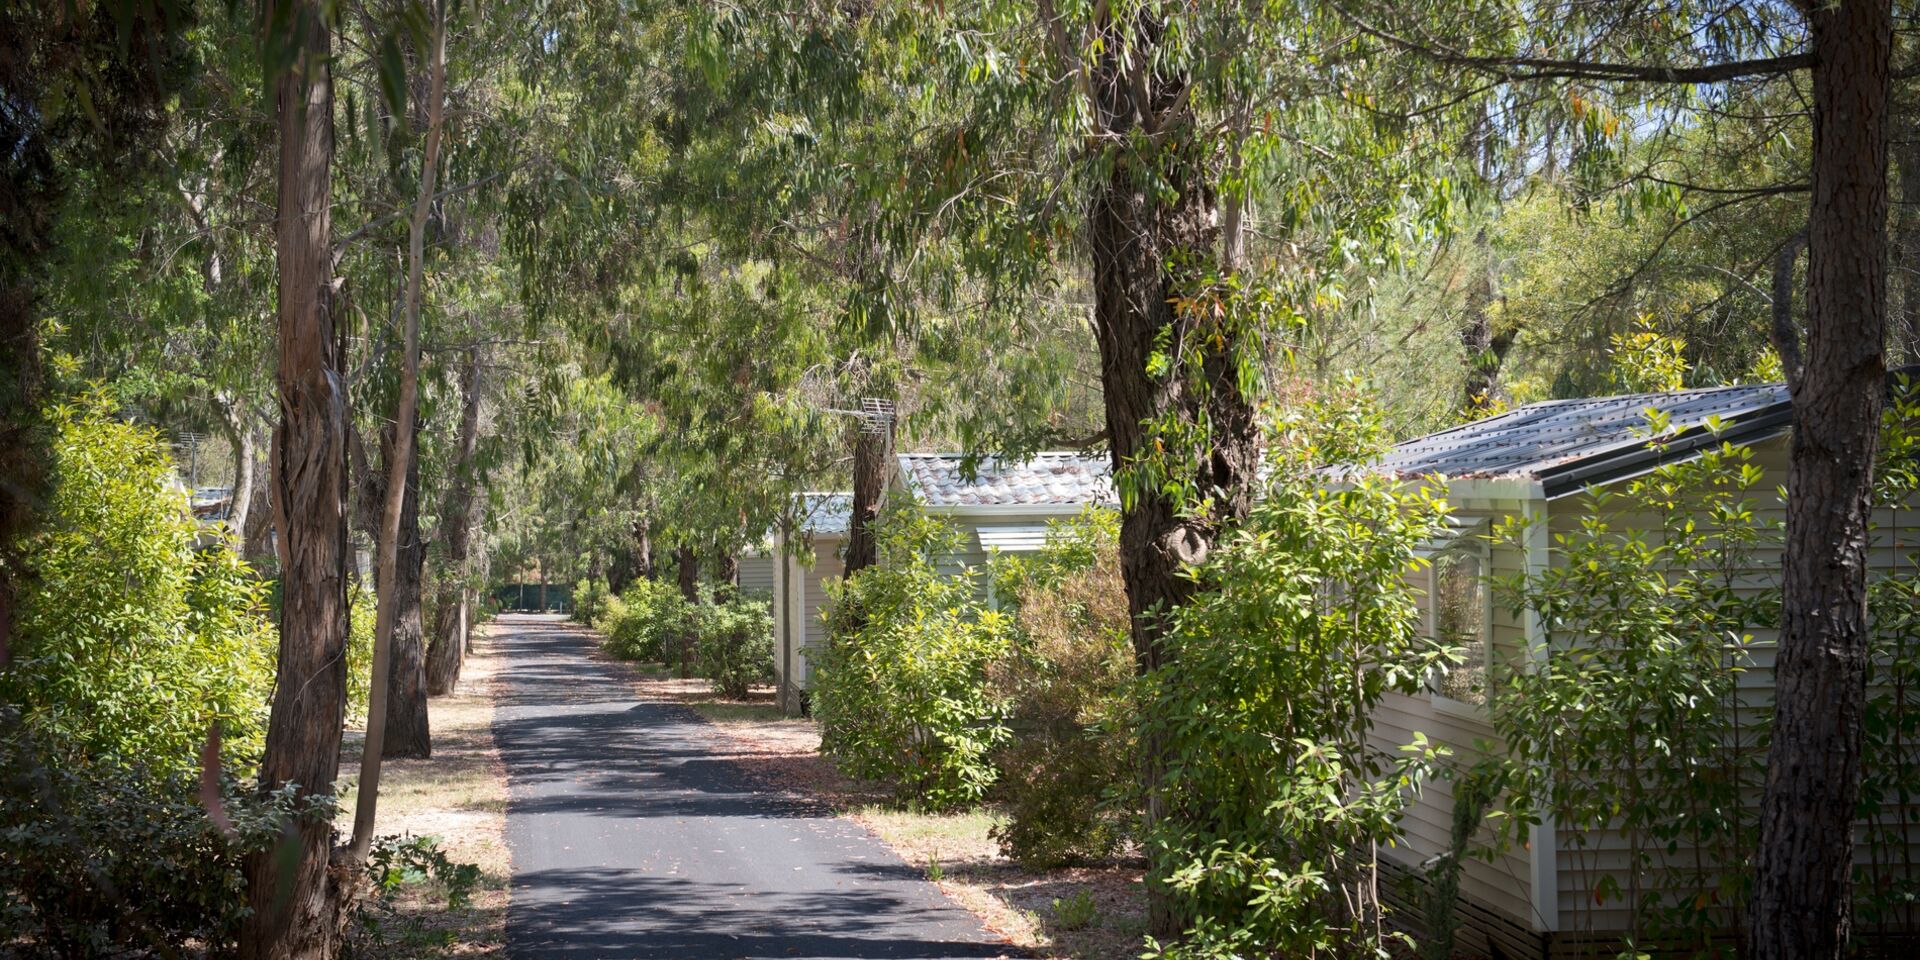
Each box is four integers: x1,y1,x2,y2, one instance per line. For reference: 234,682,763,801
1330,2,1811,84
1771,227,1809,391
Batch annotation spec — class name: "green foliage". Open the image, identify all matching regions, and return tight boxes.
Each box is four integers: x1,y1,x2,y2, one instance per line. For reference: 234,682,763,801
1481,385,1920,950
1144,392,1455,959
572,577,611,624
0,710,312,956
1051,890,1098,932
1419,766,1503,960
988,508,1137,868
814,508,1015,812
347,833,485,958
1608,316,1692,393
597,579,692,663
2,396,275,776
347,577,377,725
1486,438,1773,947
695,587,774,698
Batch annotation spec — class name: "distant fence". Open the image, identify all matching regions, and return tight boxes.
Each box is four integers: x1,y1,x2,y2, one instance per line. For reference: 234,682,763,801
492,583,572,613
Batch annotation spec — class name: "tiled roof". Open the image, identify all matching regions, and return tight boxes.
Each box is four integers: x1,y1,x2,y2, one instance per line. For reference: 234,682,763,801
1373,381,1793,497
896,452,1114,508
794,492,854,536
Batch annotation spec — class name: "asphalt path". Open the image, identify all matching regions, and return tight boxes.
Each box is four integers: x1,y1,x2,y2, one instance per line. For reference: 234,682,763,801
493,613,1013,959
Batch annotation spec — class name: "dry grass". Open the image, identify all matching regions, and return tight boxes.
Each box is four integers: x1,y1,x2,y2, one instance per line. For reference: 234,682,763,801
603,648,1148,959
336,623,510,958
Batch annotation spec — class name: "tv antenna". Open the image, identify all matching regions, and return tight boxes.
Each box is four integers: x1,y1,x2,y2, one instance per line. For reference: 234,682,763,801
824,397,895,436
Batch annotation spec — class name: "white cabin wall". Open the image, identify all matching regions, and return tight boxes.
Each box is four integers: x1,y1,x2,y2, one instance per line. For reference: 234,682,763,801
1374,501,1541,933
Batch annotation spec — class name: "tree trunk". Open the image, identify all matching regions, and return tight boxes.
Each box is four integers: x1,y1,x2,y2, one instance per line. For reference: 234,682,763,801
427,349,483,696
1082,12,1261,941
674,546,698,678
242,429,276,567
1459,230,1514,414
1894,103,1920,364
718,553,739,591
380,425,431,759
348,0,446,863
612,516,654,593
241,1,353,955
1750,4,1891,959
217,395,258,548
843,416,893,576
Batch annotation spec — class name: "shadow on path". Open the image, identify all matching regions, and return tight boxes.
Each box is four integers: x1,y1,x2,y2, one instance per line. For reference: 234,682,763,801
493,614,1014,960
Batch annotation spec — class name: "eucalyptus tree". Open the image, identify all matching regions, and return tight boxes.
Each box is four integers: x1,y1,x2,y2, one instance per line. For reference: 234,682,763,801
1329,2,1896,955
690,0,1451,934
242,0,355,954
426,338,488,694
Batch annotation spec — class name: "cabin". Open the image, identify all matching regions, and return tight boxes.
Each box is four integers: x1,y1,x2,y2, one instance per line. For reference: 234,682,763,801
878,384,1913,957
892,451,1115,591
763,455,1114,715
763,492,852,715
1365,378,1917,958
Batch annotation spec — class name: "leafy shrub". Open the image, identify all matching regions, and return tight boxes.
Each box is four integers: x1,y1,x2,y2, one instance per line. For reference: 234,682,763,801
814,508,1015,811
571,576,610,624
1485,440,1772,947
1144,394,1454,959
597,578,690,663
1482,383,1920,949
2,396,275,776
0,710,308,955
695,587,774,697
987,508,1137,868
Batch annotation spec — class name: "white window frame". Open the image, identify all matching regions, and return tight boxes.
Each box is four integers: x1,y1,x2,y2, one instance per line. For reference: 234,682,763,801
1421,526,1494,719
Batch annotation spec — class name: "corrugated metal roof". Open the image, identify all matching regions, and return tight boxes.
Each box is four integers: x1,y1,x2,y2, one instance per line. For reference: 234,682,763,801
1373,381,1792,497
896,452,1115,508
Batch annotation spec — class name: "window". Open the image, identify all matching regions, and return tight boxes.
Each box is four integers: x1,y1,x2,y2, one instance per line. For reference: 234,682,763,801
1429,546,1490,707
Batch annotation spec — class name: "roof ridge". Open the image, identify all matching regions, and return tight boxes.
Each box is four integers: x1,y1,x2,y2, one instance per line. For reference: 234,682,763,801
897,450,1106,461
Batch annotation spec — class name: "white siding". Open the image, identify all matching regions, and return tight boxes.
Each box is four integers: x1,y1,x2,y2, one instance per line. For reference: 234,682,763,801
737,554,776,601
1538,435,1920,940
797,544,844,688
1374,502,1542,933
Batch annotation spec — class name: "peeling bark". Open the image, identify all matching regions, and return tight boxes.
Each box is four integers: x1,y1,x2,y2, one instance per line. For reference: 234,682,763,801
844,415,893,576
240,0,353,954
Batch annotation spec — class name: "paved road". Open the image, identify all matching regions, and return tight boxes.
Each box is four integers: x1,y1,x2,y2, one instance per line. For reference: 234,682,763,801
493,613,1012,959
